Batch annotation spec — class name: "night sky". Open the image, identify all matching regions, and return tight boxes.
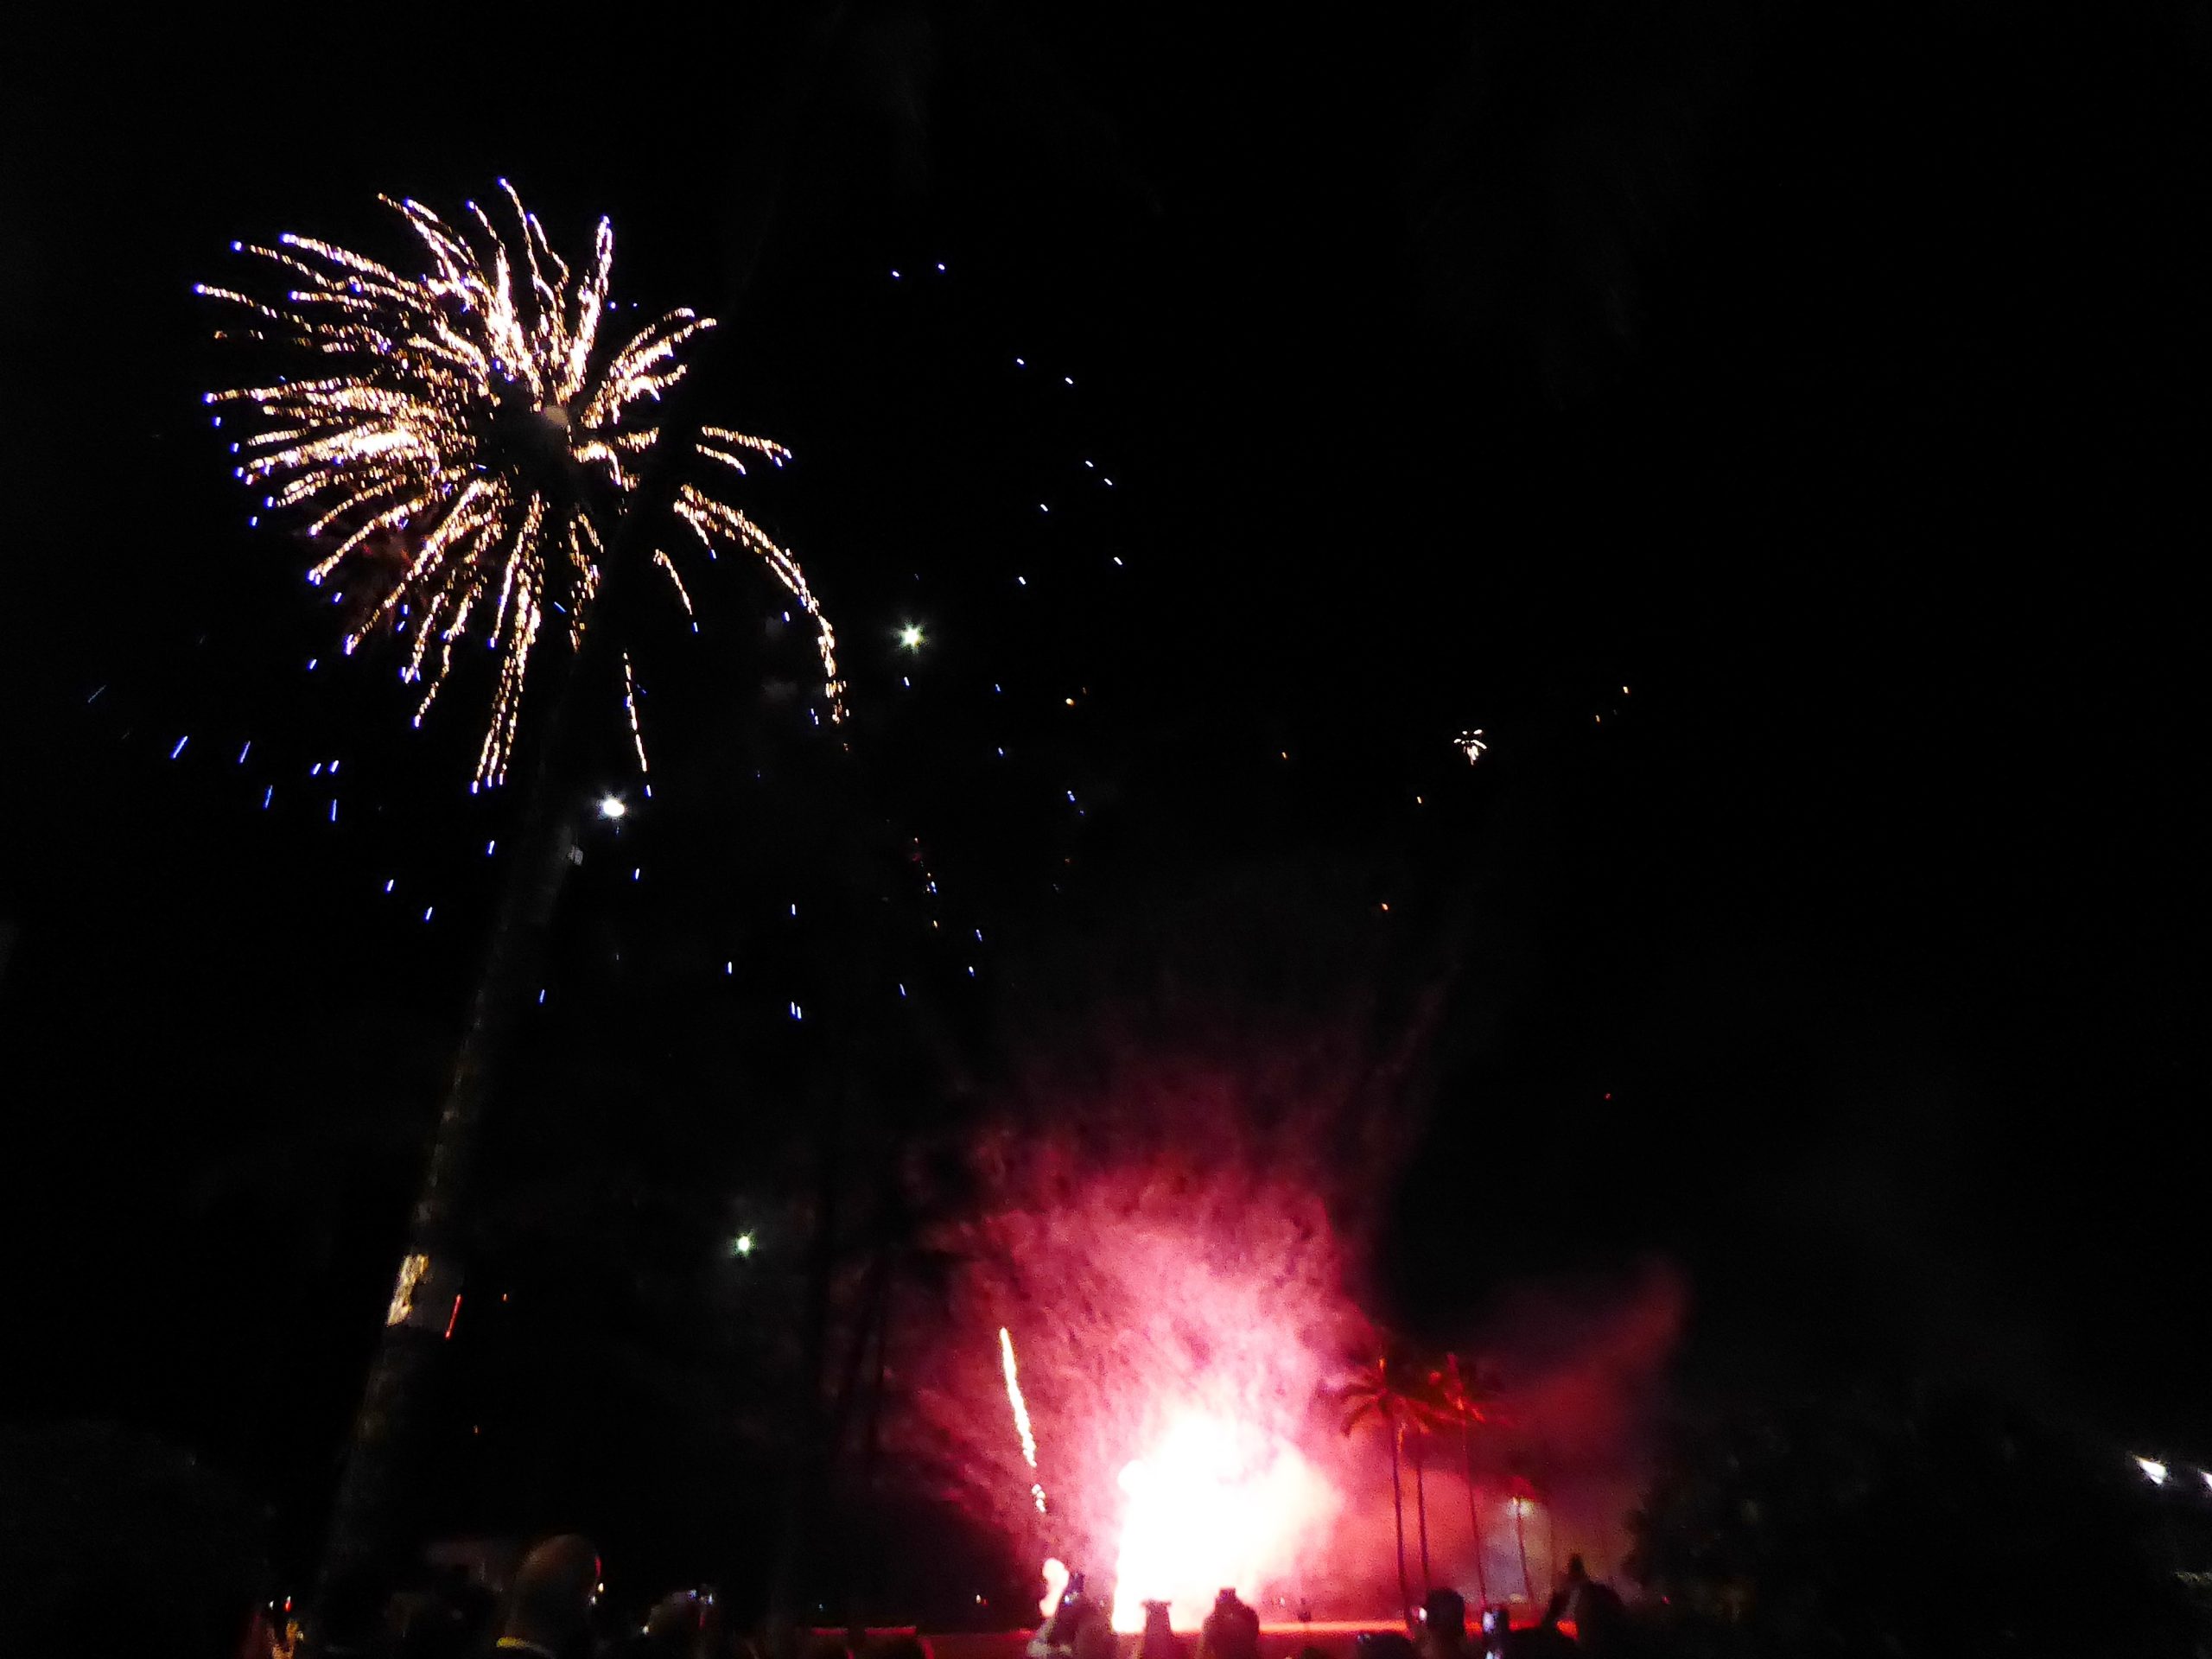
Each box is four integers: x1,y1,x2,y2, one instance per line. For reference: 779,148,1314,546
3,0,2209,1592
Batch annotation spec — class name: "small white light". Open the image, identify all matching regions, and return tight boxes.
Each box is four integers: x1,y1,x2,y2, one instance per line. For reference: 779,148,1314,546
598,795,627,820
733,1232,755,1257
2139,1457,2170,1485
899,624,925,649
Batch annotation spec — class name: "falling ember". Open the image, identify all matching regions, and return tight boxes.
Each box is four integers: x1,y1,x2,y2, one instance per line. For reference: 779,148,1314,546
1000,1327,1049,1513
199,185,842,787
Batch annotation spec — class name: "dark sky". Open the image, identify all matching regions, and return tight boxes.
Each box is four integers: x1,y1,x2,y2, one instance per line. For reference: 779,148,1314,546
3,0,2209,1581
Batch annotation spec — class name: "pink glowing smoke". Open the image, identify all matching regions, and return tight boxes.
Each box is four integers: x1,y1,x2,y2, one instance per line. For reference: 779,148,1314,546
906,1114,1371,1630
891,890,1681,1627
1109,1409,1339,1630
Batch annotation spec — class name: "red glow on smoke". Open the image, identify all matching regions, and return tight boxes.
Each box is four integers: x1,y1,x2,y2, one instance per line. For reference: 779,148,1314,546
907,1116,1369,1626
896,938,1683,1627
1109,1408,1339,1630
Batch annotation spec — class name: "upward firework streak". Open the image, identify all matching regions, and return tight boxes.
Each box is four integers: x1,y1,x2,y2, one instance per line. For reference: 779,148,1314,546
1000,1326,1049,1514
199,184,842,786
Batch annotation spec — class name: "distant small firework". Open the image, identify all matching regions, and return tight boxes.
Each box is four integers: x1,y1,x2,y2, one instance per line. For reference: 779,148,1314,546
1455,728,1488,764
200,183,842,786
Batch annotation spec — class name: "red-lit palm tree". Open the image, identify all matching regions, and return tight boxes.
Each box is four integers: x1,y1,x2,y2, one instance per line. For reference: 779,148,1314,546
1344,1348,1425,1630
1504,1472,1539,1607
1432,1353,1497,1610
1411,1414,1433,1597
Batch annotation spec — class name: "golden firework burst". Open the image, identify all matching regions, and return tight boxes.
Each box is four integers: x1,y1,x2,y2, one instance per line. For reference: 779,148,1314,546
200,182,841,786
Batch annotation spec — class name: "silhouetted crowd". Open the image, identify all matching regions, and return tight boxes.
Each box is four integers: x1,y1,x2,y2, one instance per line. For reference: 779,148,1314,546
247,1538,1637,1659
1020,1560,1632,1659
245,1535,749,1659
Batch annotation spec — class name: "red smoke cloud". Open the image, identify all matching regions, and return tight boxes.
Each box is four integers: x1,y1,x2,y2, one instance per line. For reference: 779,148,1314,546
893,900,1682,1622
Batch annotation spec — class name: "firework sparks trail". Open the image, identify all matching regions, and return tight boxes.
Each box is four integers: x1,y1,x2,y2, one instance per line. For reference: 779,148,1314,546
1000,1326,1050,1515
199,186,843,786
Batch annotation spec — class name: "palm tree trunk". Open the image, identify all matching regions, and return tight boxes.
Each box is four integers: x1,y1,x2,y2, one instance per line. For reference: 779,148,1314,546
1515,1503,1533,1608
1461,1425,1489,1611
308,631,594,1641
1414,1434,1432,1597
1391,1423,1412,1630
769,1082,846,1638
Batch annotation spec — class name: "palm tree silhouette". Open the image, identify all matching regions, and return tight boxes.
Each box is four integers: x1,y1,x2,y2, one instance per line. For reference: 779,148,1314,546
1505,1473,1539,1607
1344,1347,1425,1630
1411,1416,1433,1597
1432,1353,1497,1610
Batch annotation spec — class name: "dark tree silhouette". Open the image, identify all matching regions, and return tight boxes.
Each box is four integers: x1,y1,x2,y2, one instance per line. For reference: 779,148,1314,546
1628,1382,2211,1658
1433,1353,1498,1610
1346,1347,1427,1630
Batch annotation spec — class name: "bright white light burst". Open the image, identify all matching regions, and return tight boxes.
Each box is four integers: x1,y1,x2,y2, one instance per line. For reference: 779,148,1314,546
200,184,842,786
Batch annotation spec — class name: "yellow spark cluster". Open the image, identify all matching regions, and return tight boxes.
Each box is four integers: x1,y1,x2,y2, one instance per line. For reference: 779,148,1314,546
200,183,842,785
